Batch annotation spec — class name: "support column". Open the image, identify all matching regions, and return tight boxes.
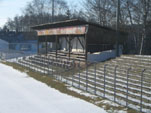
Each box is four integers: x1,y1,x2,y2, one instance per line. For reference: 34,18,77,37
56,35,58,58
85,35,88,62
37,37,40,55
68,36,71,60
45,36,48,55
85,25,89,62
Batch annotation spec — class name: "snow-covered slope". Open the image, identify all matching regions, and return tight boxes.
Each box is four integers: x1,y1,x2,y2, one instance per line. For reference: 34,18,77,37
0,63,106,113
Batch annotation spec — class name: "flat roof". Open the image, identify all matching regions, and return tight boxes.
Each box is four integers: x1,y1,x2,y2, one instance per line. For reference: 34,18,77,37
31,19,114,31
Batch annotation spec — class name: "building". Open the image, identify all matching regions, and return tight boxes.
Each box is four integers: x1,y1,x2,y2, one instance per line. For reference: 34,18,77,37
0,39,9,50
0,32,37,59
32,19,127,62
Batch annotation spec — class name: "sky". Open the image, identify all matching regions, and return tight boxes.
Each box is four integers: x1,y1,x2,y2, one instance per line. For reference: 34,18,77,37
0,0,81,28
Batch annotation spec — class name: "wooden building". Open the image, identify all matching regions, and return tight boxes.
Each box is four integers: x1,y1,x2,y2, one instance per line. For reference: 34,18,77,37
32,19,126,62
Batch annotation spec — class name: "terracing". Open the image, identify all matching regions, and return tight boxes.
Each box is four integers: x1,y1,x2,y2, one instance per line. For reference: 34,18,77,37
12,55,151,113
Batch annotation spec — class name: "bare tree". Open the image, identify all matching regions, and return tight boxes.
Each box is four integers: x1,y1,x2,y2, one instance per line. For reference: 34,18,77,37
139,0,151,54
83,0,116,26
4,0,69,32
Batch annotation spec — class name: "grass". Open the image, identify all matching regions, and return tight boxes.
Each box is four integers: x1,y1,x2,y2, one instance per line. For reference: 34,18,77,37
1,61,139,113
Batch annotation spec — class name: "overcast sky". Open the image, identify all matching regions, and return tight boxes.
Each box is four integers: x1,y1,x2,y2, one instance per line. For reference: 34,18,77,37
0,0,81,27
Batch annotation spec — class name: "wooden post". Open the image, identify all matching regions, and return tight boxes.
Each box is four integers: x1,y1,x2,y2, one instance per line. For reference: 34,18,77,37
76,37,78,51
85,35,87,61
37,37,39,54
56,35,58,58
68,36,71,60
85,25,89,62
45,36,48,55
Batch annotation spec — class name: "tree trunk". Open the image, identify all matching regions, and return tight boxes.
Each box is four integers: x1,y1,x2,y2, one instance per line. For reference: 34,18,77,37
139,35,144,55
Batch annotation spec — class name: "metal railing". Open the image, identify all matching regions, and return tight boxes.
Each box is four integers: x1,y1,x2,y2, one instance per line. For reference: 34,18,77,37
7,55,151,113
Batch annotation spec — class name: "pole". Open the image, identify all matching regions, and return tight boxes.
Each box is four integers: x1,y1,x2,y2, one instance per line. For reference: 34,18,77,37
140,69,146,112
56,35,58,58
116,0,120,56
104,64,108,97
78,61,81,88
126,67,131,107
45,36,48,55
37,37,39,55
85,25,89,62
94,63,97,94
114,65,118,102
68,36,71,60
86,61,88,91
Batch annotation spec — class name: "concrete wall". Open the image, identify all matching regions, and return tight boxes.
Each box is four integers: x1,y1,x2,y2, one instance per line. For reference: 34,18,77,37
88,46,122,62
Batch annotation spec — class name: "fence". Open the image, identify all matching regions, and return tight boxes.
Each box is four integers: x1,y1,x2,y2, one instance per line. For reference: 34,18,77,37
8,55,151,113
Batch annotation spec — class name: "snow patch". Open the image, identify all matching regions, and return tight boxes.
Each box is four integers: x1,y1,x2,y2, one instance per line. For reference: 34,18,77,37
0,63,106,113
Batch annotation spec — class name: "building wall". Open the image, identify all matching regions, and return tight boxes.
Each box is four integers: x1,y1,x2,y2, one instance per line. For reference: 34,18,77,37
9,40,37,54
0,39,9,50
15,43,37,52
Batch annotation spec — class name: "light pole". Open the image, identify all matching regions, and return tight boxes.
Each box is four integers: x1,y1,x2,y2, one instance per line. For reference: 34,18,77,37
116,0,120,56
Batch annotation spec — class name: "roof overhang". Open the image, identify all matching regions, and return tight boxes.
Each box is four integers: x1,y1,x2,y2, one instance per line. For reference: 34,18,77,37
31,19,120,37
31,19,113,30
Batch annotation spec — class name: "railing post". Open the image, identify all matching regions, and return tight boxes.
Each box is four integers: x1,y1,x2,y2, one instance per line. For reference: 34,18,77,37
78,61,81,88
140,69,146,112
86,61,88,91
42,55,44,74
47,55,50,75
104,64,108,97
114,65,118,102
43,55,45,74
30,57,32,71
34,56,38,72
60,69,62,82
72,60,75,87
126,67,131,107
94,62,97,95
43,55,44,74
45,55,47,74
51,63,53,77
48,55,49,75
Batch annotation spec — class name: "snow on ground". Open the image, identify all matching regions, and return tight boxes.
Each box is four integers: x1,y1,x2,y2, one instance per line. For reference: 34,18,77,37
0,63,106,113
67,86,97,98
